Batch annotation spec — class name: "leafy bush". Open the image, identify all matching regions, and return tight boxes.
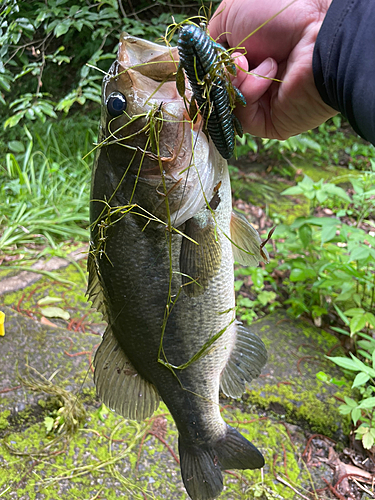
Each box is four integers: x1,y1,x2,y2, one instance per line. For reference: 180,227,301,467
234,163,375,449
1,0,217,128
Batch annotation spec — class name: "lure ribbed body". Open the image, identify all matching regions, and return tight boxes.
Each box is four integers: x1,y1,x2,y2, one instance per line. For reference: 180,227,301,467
178,24,237,160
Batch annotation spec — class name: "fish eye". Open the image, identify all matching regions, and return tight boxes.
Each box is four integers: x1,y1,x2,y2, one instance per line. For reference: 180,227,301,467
106,92,127,117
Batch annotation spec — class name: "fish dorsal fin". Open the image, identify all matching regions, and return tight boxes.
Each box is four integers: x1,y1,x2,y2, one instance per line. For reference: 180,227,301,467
94,327,160,421
230,210,269,266
180,216,222,297
220,322,267,398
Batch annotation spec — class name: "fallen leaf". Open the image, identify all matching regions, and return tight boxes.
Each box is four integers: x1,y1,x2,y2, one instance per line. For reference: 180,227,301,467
40,316,59,328
37,296,63,306
40,306,70,321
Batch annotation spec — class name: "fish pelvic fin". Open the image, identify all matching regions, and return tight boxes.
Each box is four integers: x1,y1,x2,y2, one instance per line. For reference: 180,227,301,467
178,426,264,500
220,322,268,398
94,326,160,421
230,210,269,266
180,216,222,298
178,438,223,500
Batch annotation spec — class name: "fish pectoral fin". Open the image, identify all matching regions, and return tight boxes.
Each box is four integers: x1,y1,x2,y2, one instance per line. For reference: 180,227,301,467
220,322,268,398
94,326,160,421
179,217,222,298
230,210,269,266
86,251,110,323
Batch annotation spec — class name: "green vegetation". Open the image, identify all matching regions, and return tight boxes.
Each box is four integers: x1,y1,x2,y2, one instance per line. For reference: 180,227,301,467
234,130,375,450
1,0,375,485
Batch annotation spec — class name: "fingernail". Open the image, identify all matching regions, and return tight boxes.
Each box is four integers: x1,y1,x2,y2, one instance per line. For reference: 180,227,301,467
255,58,274,77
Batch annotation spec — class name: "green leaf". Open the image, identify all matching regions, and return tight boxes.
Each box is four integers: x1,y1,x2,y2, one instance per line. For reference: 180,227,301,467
327,356,362,372
339,404,353,415
54,20,71,38
257,291,276,306
234,280,243,292
44,416,55,432
352,372,370,388
298,224,312,248
351,407,362,425
37,296,63,306
350,246,370,261
316,371,329,382
281,186,303,196
356,424,369,434
345,308,365,317
359,397,375,409
349,353,375,376
343,396,358,407
238,297,255,308
289,268,316,281
316,190,328,203
321,222,338,243
365,312,375,328
350,315,367,335
40,306,70,320
7,140,25,153
362,431,374,450
333,304,350,326
250,268,264,289
4,112,24,129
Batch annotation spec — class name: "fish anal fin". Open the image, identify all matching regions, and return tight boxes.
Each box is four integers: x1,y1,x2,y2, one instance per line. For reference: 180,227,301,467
180,217,222,298
230,210,269,266
94,327,160,421
220,322,267,398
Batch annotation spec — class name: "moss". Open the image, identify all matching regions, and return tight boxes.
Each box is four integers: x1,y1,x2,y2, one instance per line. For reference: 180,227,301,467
247,380,351,437
0,261,102,328
221,407,311,498
0,410,10,431
292,156,352,182
248,312,352,439
0,400,315,500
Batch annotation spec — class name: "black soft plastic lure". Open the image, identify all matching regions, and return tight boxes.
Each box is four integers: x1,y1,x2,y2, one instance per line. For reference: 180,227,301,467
177,24,246,160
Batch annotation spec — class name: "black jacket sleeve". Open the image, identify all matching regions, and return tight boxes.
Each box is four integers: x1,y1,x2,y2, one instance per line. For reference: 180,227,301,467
313,0,375,144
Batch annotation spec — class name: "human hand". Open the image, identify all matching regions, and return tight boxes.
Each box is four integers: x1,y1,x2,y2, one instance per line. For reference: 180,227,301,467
209,0,337,139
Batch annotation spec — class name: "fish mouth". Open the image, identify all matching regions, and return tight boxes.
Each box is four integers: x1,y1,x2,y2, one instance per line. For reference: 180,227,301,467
118,33,179,81
101,34,195,176
96,33,217,228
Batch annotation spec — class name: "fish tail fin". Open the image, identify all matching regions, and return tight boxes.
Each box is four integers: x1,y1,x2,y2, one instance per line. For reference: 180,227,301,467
178,426,264,500
179,437,223,500
215,424,265,470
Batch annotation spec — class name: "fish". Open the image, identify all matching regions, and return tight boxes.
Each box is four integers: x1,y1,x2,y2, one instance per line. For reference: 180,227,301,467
87,32,268,500
177,24,246,160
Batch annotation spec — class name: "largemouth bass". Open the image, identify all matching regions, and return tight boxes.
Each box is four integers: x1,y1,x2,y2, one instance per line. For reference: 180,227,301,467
88,33,268,500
